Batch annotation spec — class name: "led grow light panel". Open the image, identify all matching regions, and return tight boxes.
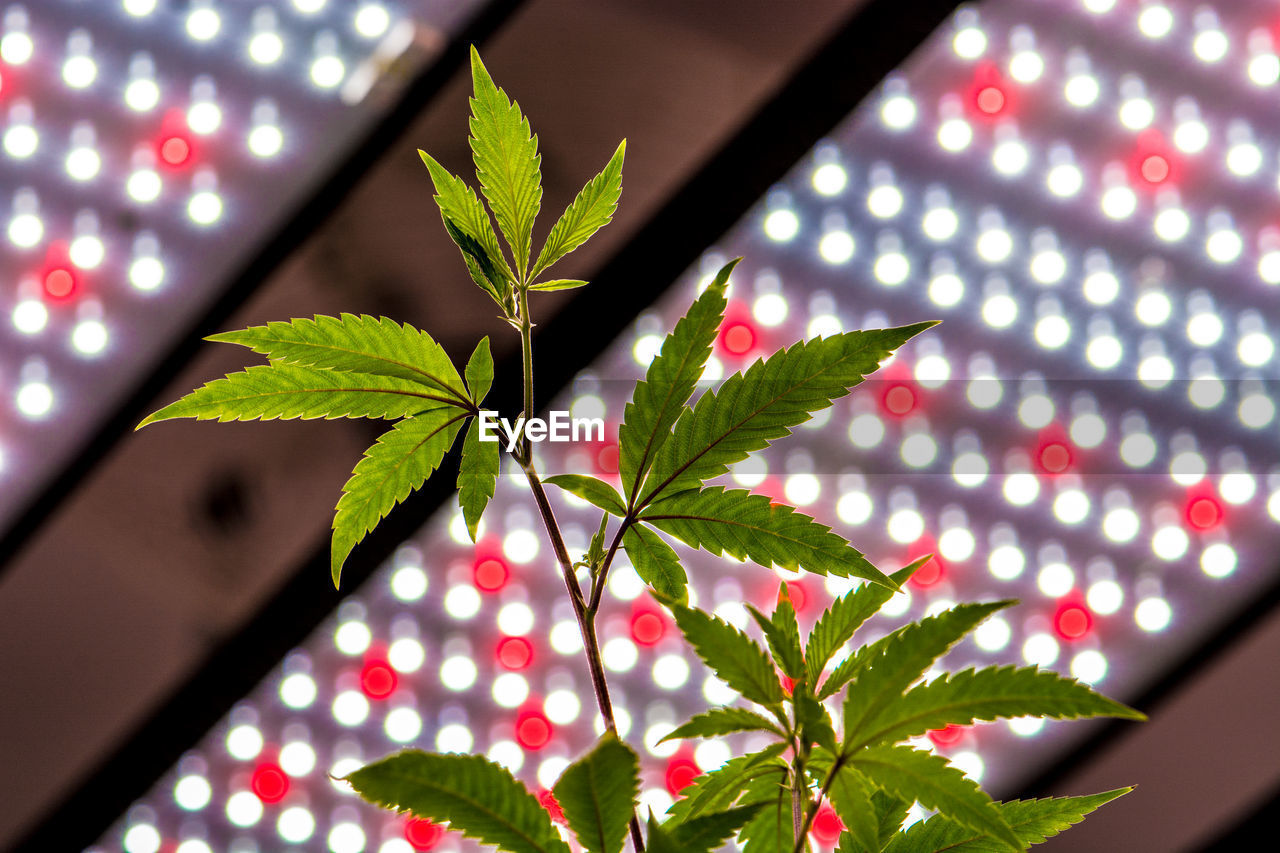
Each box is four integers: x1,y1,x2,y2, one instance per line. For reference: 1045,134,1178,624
0,0,484,534
91,0,1280,850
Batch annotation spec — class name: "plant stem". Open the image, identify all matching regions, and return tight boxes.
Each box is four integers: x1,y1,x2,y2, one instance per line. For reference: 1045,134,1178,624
514,300,646,852
792,756,843,853
792,756,806,850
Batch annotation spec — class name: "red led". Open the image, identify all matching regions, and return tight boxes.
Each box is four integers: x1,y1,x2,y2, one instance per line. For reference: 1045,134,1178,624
405,818,443,850
721,321,756,355
159,134,192,166
1129,131,1179,188
1038,441,1072,474
595,442,620,476
360,659,397,699
474,557,509,592
909,555,944,588
497,636,533,669
630,610,665,646
1187,495,1223,530
516,709,553,750
539,790,567,824
928,724,966,747
975,85,1006,115
1140,154,1170,184
783,581,808,613
883,383,916,416
1055,603,1092,640
811,804,844,846
251,763,289,804
665,755,701,795
44,267,76,299
966,62,1016,120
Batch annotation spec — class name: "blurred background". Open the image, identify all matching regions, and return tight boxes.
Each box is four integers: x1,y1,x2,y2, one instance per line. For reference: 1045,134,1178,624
1,1,1278,851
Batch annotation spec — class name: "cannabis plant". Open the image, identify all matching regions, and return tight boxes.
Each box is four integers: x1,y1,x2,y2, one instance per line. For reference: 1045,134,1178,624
140,48,1143,851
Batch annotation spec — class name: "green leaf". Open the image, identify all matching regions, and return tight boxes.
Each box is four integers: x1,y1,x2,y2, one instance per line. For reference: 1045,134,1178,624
807,556,932,687
464,336,494,405
553,733,639,853
794,684,838,754
881,788,1133,853
642,486,894,589
869,790,912,849
137,365,463,429
622,523,688,603
664,744,788,824
659,707,785,744
638,322,935,507
644,813,682,853
544,474,625,516
842,602,1015,747
851,665,1144,753
826,764,880,853
345,750,570,853
665,599,786,708
331,410,468,586
618,261,734,504
819,626,901,702
747,595,804,681
457,418,499,542
530,140,626,280
206,313,470,403
468,46,542,276
419,151,513,300
669,804,766,852
737,771,797,853
528,278,589,291
851,745,1019,852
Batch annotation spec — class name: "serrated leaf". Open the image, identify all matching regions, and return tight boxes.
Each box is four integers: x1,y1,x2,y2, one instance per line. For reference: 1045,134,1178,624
842,602,1015,747
666,599,786,708
659,707,785,744
623,524,687,603
138,365,462,429
331,410,468,586
808,556,931,687
642,486,894,589
851,665,1144,753
644,813,683,853
669,803,766,852
206,313,471,403
528,279,589,291
468,46,542,276
419,151,513,300
553,733,639,853
458,418,499,542
747,595,804,681
794,684,838,754
737,771,797,853
819,627,902,702
544,474,625,516
836,790,911,853
664,744,788,825
618,261,733,504
851,745,1019,852
464,336,494,404
531,140,626,280
638,323,935,507
346,750,570,853
881,788,1133,853
826,764,880,853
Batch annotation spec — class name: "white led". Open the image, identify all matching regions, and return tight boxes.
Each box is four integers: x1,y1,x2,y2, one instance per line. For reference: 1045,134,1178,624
550,619,583,654
544,689,581,724
277,807,316,843
385,707,422,743
937,118,973,152
124,824,161,853
1087,579,1123,615
355,4,392,39
880,587,912,618
928,272,964,307
1221,471,1256,505
1154,206,1190,242
174,774,212,810
497,602,535,635
16,381,53,418
187,102,222,135
124,0,159,17
1052,489,1090,525
1187,313,1223,347
603,637,638,672
187,7,221,41
329,823,366,853
130,256,165,291
1022,632,1059,667
1206,227,1243,263
974,615,1011,651
1151,525,1189,560
1070,413,1106,448
1086,335,1122,370
127,169,162,204
921,207,959,241
812,163,847,195
1259,251,1280,284
249,124,284,158
440,655,477,690
1201,542,1237,578
124,79,160,113
867,185,903,218
188,190,223,225
818,231,855,264
1240,392,1275,428
873,251,910,285
8,211,43,248
1102,507,1140,542
900,432,937,468
1037,562,1075,597
1135,291,1171,326
279,741,317,776
1071,650,1108,685
887,508,925,544
13,299,47,335
294,0,328,12
227,791,264,827
1,31,33,65
1138,5,1174,39
836,491,873,525
1188,373,1224,410
938,527,975,561
1226,143,1263,177
280,672,317,708
952,451,988,487
1029,250,1066,285
981,294,1017,328
335,620,371,655
1082,270,1119,305
390,564,427,601
436,723,473,753
4,124,37,159
763,209,799,242
1135,597,1172,632
249,32,285,65
1100,185,1136,220
1238,332,1274,366
1003,472,1039,506
1046,163,1084,197
1009,716,1045,737
653,654,690,689
62,55,97,89
1034,316,1071,349
332,690,370,726
1083,0,1117,12
226,724,264,760
311,55,346,89
880,94,917,130
976,228,1013,263
1193,28,1229,63
1119,432,1157,467
1173,119,1209,153
1249,53,1280,87
387,637,424,673
784,472,820,505
991,139,1029,176
1008,50,1044,83
65,146,101,181
1063,73,1100,107
953,27,987,59
72,319,108,356
752,293,788,326
1118,97,1154,130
